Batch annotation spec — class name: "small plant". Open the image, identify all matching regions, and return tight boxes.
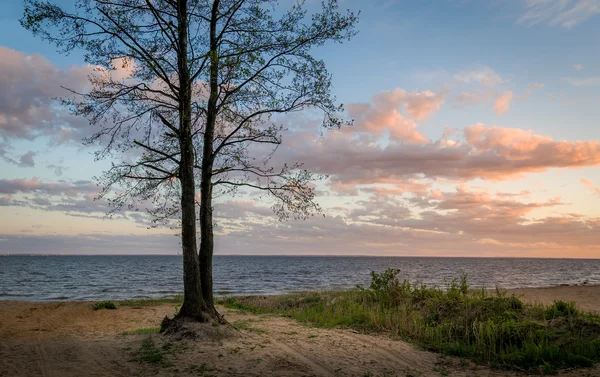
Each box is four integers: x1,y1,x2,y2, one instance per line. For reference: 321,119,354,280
93,301,117,310
545,300,578,319
136,338,167,364
369,268,401,293
233,319,266,334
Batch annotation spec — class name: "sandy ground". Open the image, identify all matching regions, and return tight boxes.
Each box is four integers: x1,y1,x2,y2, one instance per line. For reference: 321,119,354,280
1,285,600,377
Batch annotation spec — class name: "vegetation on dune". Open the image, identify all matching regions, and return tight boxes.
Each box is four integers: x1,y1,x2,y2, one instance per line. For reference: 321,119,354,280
93,301,117,310
222,269,600,374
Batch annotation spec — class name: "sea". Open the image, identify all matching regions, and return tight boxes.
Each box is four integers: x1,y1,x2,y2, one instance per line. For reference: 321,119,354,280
1,255,599,301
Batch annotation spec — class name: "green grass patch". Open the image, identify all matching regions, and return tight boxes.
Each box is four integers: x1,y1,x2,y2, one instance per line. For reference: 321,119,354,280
121,327,160,336
217,297,267,314
225,270,600,374
93,301,117,310
135,338,169,365
132,337,187,366
233,319,266,334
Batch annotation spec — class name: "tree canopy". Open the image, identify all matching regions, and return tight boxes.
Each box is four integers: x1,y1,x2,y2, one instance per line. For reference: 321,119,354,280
22,0,358,322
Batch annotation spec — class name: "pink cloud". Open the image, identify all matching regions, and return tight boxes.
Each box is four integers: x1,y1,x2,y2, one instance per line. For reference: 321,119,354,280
402,90,446,121
279,123,600,188
0,47,94,142
494,90,514,115
202,186,600,257
0,178,97,196
347,88,445,143
581,178,600,196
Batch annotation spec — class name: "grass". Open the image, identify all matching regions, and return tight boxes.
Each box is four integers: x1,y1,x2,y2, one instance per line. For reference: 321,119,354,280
233,319,267,334
121,327,160,336
132,337,187,367
93,301,117,310
222,269,600,374
135,338,169,365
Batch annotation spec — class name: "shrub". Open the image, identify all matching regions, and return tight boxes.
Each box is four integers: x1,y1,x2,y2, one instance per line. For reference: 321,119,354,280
545,300,578,319
93,301,117,310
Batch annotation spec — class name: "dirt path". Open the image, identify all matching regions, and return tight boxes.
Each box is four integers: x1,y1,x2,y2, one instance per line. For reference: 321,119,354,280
1,295,600,377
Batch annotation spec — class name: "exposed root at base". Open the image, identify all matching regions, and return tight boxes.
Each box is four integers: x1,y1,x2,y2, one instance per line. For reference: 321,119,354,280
160,315,235,341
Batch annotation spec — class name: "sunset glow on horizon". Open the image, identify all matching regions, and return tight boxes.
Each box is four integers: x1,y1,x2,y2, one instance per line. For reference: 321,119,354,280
1,0,600,258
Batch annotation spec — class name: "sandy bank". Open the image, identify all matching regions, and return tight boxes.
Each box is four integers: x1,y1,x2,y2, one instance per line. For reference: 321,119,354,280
1,285,600,377
508,284,600,314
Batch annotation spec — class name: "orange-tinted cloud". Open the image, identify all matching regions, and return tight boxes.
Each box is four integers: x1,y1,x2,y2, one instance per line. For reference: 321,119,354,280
347,88,445,143
581,178,600,196
280,123,600,186
494,90,514,115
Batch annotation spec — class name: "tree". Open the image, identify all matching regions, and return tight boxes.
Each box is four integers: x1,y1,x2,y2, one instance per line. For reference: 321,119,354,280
22,0,357,322
195,0,358,314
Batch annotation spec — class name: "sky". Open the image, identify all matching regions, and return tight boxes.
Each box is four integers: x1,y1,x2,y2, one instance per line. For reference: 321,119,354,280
1,0,600,257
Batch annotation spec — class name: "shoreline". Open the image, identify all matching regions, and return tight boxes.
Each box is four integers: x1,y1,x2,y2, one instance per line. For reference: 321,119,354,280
3,282,600,305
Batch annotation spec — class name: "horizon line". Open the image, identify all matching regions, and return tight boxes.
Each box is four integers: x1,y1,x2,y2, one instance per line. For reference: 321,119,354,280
2,253,600,260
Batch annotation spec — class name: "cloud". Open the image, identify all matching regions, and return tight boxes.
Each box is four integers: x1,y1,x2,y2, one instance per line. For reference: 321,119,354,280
2,184,599,257
454,88,496,107
0,178,97,196
402,90,446,121
454,67,503,87
18,151,36,167
200,187,599,257
278,122,600,187
581,178,600,196
346,88,446,143
564,77,600,86
518,0,600,28
0,233,179,255
0,178,107,217
47,163,66,176
494,91,514,115
0,46,93,143
574,64,584,71
522,83,545,99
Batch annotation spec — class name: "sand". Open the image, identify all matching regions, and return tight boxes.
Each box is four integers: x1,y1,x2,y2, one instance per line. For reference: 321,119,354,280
1,285,600,377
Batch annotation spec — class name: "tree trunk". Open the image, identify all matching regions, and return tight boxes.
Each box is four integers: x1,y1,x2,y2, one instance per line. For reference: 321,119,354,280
177,132,207,320
199,168,215,312
198,0,220,317
173,0,209,322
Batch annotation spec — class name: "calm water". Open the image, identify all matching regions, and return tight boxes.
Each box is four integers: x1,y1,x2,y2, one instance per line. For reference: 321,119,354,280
1,255,599,301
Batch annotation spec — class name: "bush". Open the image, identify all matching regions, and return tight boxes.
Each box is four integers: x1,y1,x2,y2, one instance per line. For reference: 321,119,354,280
93,301,117,310
545,300,578,319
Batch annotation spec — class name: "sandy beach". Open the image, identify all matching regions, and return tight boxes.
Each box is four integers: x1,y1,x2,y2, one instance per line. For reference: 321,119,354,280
1,285,600,377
